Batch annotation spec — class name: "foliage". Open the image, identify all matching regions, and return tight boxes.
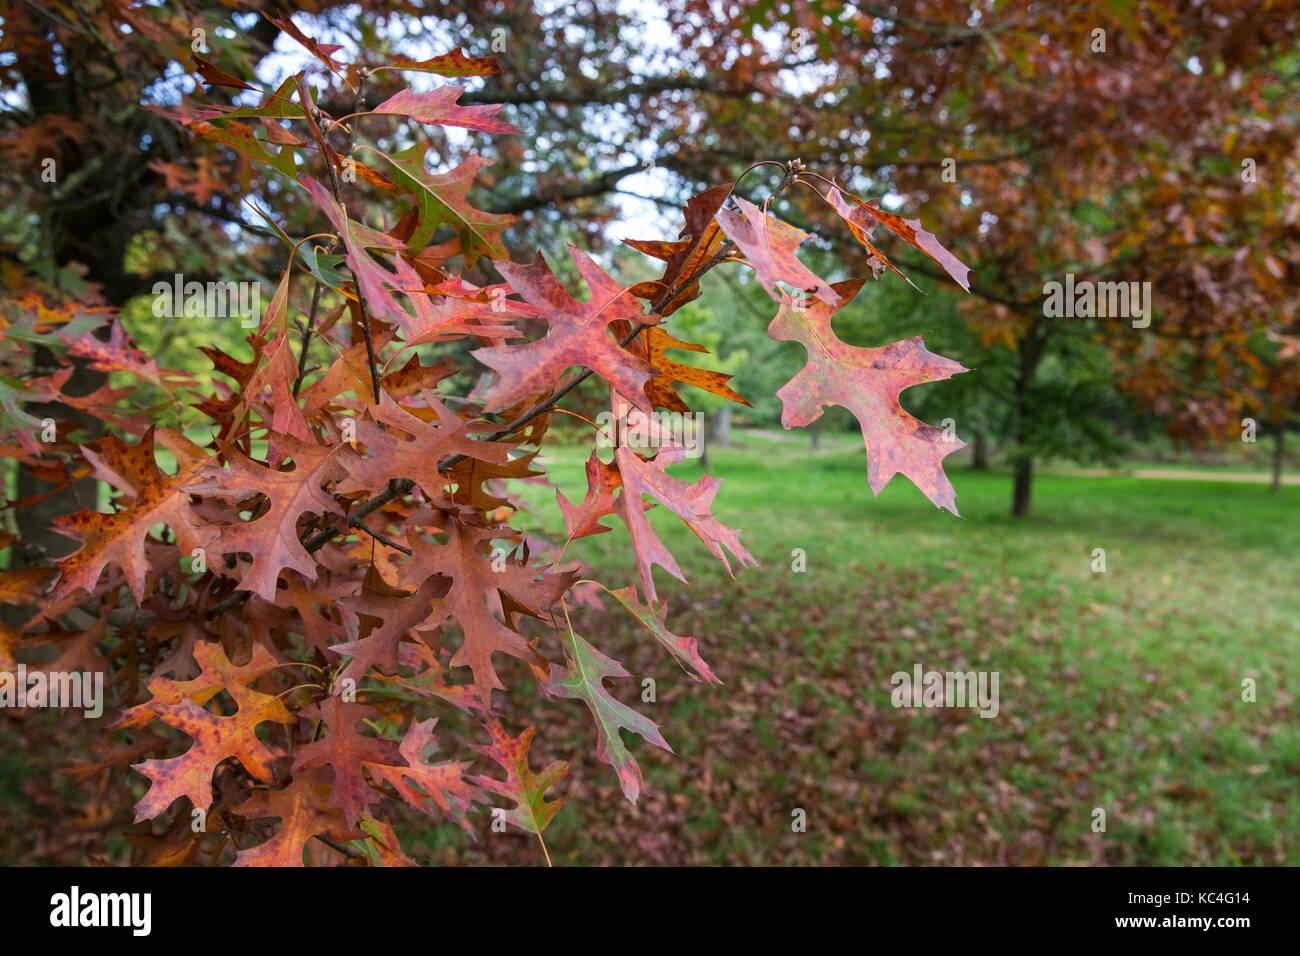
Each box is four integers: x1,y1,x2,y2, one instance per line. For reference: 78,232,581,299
0,16,969,865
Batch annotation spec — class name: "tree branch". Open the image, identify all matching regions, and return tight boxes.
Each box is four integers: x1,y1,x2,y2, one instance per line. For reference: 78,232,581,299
490,163,648,215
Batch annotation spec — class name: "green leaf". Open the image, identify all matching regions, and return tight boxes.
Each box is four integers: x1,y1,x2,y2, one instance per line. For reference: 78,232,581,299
544,619,672,804
603,584,720,684
468,721,567,835
366,144,515,261
246,202,351,289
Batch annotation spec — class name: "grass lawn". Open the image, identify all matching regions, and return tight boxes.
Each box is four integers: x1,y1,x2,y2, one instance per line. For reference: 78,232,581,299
3,429,1295,865
405,428,1300,865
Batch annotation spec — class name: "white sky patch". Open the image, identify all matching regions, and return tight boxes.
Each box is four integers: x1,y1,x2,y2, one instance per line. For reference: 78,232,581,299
605,0,690,243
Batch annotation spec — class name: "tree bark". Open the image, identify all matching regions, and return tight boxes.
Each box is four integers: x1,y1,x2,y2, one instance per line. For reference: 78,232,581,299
972,428,989,470
1012,456,1033,516
1008,314,1050,517
1272,417,1285,493
705,405,732,448
5,5,288,580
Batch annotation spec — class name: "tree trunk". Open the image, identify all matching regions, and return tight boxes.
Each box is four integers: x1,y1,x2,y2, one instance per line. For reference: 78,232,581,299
1272,418,1285,493
1008,315,1048,517
972,428,989,470
2,7,286,616
1012,456,1033,516
705,405,732,448
809,419,820,449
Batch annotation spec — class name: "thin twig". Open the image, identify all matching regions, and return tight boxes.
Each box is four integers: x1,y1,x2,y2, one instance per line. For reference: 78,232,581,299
358,520,413,555
315,834,366,861
293,277,325,398
338,70,382,403
296,74,382,403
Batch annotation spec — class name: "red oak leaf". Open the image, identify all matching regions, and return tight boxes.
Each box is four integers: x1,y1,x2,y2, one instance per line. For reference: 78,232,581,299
190,53,255,91
263,14,349,84
333,565,450,683
387,642,483,715
468,720,567,835
242,268,313,445
358,814,419,867
769,279,968,513
387,290,527,354
277,569,354,655
128,656,294,821
715,195,841,306
363,718,484,833
293,697,401,827
232,768,361,866
442,447,546,513
303,174,520,356
626,325,751,413
299,174,428,332
370,49,502,78
395,515,574,706
335,390,513,499
50,428,214,604
819,183,972,292
624,183,733,315
119,640,285,730
605,584,719,684
60,309,190,392
472,246,659,413
556,451,625,541
370,145,517,261
369,86,520,134
186,435,347,602
612,442,757,604
0,566,56,606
